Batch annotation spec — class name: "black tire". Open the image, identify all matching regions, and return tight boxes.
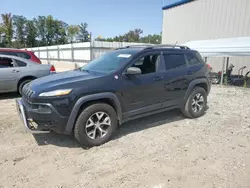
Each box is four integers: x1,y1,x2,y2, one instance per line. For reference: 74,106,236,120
18,79,32,95
181,87,207,119
74,103,117,147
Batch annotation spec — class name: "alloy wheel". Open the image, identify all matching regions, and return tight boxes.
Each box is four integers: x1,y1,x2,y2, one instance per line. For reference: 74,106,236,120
191,93,204,113
85,112,111,140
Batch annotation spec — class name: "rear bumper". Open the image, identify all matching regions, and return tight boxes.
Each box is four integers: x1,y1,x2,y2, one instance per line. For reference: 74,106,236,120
15,99,69,134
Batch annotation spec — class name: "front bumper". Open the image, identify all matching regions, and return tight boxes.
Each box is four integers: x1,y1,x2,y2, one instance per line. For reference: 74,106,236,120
16,99,50,133
15,99,68,134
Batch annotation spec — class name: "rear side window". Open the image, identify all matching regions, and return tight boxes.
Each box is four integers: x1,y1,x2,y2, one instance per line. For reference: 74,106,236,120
186,53,203,66
16,52,31,59
163,54,186,70
16,60,26,67
0,51,31,60
0,51,16,56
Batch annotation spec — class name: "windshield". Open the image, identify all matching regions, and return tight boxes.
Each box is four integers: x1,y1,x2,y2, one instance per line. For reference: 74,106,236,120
81,50,137,73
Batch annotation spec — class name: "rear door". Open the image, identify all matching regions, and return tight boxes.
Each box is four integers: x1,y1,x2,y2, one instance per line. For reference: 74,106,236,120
0,57,20,92
161,52,189,108
185,52,205,77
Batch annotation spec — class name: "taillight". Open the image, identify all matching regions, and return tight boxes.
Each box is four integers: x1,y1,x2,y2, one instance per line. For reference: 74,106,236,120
50,65,56,73
37,59,42,64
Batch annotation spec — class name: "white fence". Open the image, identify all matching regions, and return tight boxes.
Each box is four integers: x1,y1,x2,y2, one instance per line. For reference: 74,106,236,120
25,41,150,63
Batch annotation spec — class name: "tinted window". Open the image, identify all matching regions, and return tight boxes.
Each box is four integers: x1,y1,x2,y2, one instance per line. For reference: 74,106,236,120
16,52,31,59
163,54,186,70
81,50,138,73
132,54,160,74
0,51,16,56
16,60,26,67
0,57,14,68
186,53,202,66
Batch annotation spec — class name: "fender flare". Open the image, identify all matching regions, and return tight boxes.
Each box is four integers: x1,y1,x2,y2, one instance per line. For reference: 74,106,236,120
184,78,210,101
64,92,123,134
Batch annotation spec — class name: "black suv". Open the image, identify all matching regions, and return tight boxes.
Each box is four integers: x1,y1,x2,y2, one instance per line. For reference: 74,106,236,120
16,45,211,147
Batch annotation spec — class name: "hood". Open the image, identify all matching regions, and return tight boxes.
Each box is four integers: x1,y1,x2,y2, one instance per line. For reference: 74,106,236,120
30,69,105,92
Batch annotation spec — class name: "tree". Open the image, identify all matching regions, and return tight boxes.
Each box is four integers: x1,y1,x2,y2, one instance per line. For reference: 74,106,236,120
96,29,143,43
124,29,143,42
54,20,68,45
13,15,27,48
45,15,55,45
140,34,162,44
77,22,90,42
67,25,79,43
1,13,13,46
25,19,37,47
34,16,46,46
0,25,5,47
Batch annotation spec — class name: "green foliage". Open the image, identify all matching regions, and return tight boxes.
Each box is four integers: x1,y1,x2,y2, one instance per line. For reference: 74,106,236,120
1,13,13,47
67,25,79,43
34,16,46,46
0,14,74,47
13,15,27,48
95,29,161,44
140,34,162,44
77,22,90,42
0,12,161,48
25,20,37,47
54,20,68,45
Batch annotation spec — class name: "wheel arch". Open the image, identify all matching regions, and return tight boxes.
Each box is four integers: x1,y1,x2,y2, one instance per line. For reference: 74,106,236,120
184,78,210,101
17,76,37,92
64,92,123,134
17,76,37,88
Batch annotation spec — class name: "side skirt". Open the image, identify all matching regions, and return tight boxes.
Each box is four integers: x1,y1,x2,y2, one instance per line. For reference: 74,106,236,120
121,105,179,124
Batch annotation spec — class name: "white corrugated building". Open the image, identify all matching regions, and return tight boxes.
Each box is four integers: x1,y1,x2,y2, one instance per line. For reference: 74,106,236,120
162,0,250,73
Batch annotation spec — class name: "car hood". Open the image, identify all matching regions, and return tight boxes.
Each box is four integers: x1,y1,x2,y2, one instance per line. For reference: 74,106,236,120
30,69,105,92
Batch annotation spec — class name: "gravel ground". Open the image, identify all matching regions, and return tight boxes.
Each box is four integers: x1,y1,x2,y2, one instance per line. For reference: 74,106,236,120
0,85,250,188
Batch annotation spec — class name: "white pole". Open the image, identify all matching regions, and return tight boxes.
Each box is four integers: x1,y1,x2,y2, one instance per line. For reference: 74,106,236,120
220,57,226,85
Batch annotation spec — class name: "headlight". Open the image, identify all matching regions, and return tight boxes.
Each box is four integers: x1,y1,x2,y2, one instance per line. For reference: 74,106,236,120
39,89,72,97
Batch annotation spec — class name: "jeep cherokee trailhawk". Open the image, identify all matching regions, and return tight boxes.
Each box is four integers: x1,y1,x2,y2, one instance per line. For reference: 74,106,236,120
16,45,211,147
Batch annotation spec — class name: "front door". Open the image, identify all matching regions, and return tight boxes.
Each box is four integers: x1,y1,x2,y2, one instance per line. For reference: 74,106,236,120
0,57,20,92
119,52,165,118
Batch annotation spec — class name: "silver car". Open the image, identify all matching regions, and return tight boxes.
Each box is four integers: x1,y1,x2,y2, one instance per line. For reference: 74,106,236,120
0,54,55,94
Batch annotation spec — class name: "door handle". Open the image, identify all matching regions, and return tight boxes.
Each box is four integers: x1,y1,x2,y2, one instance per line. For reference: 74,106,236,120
187,70,194,75
153,76,163,81
12,69,20,73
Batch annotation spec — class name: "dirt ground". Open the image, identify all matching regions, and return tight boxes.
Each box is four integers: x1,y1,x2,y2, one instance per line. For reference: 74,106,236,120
0,85,250,188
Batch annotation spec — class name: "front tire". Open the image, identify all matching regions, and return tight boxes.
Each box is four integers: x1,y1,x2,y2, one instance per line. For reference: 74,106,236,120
18,79,32,95
74,103,117,147
181,87,207,118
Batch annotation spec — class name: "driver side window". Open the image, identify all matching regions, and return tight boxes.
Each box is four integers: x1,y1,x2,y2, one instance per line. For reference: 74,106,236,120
132,54,160,74
0,57,15,68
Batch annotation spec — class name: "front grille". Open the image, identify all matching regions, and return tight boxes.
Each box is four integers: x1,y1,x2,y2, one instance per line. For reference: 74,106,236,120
22,83,35,104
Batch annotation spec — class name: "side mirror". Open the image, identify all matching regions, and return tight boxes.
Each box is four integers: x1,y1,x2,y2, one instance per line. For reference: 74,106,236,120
125,67,142,75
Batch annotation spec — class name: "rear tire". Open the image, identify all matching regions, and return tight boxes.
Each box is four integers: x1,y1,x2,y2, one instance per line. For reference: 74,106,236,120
181,87,207,119
74,103,117,147
18,79,32,95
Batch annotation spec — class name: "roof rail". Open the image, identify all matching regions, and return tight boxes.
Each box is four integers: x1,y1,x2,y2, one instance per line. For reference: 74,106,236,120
115,44,154,50
115,44,190,50
145,44,190,50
